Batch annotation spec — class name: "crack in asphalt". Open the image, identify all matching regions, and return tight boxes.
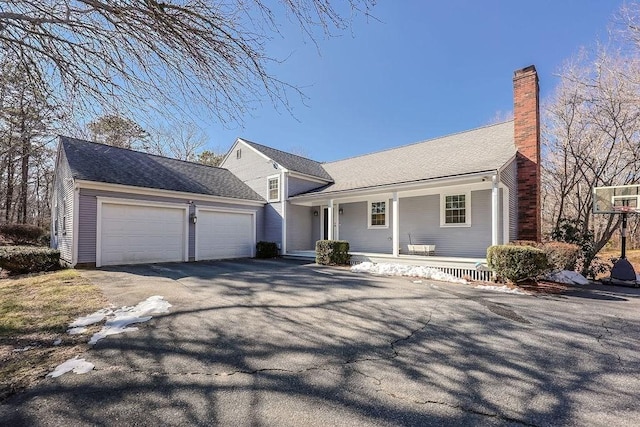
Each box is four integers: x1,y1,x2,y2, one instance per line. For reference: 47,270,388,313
595,319,623,364
382,390,540,427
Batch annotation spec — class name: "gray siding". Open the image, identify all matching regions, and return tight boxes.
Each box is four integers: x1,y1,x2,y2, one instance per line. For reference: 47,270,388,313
330,191,491,257
500,159,518,241
311,208,321,246
288,176,325,197
50,148,75,265
398,191,492,258
222,141,276,200
221,141,282,246
77,188,262,264
287,203,314,251
337,200,394,254
263,203,282,245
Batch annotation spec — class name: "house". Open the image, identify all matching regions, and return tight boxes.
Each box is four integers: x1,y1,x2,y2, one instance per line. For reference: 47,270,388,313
51,65,540,272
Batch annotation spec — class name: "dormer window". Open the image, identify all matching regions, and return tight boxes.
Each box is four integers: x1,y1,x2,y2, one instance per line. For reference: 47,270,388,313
268,175,280,202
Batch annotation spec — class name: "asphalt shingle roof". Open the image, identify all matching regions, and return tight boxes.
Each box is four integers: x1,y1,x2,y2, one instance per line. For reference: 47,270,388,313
298,121,516,196
240,139,333,181
61,136,264,202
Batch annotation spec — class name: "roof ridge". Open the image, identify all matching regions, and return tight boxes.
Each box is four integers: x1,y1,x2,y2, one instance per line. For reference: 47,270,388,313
323,120,515,165
59,135,227,171
239,138,322,164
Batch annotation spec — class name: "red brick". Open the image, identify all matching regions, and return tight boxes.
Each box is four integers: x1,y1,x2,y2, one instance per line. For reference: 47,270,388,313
513,65,541,242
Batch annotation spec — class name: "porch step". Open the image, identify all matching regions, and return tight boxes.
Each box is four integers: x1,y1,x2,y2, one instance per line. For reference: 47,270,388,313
282,253,316,262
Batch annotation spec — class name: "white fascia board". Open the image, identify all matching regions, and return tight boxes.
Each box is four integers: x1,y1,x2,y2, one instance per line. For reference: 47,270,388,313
76,180,264,207
236,138,289,172
289,170,496,203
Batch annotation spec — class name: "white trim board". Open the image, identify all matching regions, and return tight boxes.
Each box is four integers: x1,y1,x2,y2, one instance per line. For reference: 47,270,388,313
77,180,264,207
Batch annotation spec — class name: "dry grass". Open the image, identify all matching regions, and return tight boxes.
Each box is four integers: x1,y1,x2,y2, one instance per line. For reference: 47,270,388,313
0,269,107,400
598,248,640,272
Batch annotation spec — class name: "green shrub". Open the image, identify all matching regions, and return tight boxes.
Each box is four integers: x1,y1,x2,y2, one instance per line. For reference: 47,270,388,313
541,241,580,272
315,240,350,265
487,245,549,283
256,241,279,259
0,246,61,275
0,223,45,245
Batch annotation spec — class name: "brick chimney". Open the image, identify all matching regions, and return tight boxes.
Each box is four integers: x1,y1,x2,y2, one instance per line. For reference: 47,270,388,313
513,65,541,242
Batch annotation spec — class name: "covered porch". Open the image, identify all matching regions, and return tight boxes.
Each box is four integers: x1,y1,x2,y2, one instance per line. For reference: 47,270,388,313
286,172,512,256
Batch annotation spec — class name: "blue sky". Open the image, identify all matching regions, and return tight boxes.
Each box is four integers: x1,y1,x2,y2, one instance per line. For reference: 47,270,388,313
202,1,622,162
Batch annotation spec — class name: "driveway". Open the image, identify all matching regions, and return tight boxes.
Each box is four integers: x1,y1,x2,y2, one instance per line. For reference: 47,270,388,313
2,258,640,426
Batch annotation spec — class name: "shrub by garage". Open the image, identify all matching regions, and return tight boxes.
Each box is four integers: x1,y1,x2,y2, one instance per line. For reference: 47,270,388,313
0,223,45,245
256,241,279,259
0,246,61,275
315,240,350,265
487,245,549,283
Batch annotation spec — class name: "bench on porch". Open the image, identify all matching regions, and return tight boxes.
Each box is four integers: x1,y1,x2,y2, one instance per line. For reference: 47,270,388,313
407,244,436,256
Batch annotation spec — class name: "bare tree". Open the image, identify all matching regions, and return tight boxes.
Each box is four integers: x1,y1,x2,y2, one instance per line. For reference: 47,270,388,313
0,1,375,123
144,122,207,161
543,42,640,258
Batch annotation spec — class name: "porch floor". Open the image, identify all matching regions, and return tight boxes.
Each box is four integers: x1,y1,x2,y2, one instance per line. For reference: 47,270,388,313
284,250,490,281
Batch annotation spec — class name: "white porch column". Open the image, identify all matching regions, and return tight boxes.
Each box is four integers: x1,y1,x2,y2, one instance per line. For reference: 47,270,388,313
281,171,288,254
327,199,334,240
335,202,340,240
392,192,400,257
491,175,499,246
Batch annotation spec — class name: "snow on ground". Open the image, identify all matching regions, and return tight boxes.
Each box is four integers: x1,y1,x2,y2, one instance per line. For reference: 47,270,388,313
50,296,172,378
474,284,530,295
46,356,94,378
88,296,171,345
545,270,590,285
351,262,468,284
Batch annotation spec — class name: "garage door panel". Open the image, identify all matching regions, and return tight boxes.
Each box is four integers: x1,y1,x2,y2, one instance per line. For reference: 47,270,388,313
100,203,186,266
197,211,253,260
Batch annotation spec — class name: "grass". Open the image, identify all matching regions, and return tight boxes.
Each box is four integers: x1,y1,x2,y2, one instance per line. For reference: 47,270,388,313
0,269,107,400
598,248,640,271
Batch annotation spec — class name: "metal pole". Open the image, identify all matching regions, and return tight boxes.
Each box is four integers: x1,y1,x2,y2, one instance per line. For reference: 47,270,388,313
621,212,628,259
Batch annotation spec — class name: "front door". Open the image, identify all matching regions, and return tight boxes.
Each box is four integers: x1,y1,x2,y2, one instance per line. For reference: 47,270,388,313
323,208,328,240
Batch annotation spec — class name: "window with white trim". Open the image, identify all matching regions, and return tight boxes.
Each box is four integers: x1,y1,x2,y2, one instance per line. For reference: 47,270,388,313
440,192,471,227
267,176,280,202
368,200,388,228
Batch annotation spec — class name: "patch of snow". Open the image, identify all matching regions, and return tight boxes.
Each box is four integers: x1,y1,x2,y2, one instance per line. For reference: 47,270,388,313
545,270,590,285
46,356,94,378
351,262,467,284
412,280,423,284
88,296,171,345
12,346,35,353
67,326,87,335
53,339,62,346
475,284,530,295
69,308,113,328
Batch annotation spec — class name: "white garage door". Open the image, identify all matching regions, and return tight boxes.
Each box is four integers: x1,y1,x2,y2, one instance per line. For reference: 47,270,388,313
99,202,186,266
197,210,254,260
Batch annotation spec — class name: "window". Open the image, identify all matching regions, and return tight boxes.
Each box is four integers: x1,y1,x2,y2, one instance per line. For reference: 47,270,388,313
62,198,67,235
368,200,388,228
441,192,471,227
267,176,280,202
236,149,242,159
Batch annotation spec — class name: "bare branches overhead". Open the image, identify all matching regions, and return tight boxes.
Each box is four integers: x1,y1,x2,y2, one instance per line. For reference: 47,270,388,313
0,0,375,122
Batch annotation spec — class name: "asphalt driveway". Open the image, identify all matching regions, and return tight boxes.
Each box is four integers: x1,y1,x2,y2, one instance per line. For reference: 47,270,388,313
2,258,640,426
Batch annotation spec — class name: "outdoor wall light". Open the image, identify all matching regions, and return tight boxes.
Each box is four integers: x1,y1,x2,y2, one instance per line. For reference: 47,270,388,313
313,210,319,217
190,213,198,224
338,208,344,215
